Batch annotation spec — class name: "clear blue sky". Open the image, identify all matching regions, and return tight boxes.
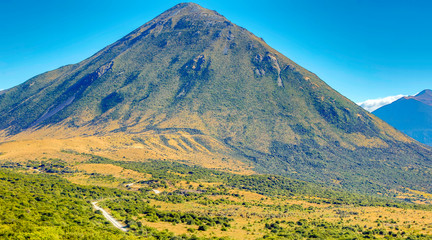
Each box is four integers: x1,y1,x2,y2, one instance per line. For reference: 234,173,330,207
1,0,431,102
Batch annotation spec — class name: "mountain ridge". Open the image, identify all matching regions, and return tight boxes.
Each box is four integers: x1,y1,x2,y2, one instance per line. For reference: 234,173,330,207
405,89,432,106
373,89,432,146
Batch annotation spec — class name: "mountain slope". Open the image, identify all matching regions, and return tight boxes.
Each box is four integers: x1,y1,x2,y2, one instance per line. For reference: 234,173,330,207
373,89,432,146
1,3,432,194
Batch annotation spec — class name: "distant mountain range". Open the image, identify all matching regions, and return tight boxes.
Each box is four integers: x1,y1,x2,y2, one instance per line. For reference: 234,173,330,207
373,89,432,146
1,3,432,194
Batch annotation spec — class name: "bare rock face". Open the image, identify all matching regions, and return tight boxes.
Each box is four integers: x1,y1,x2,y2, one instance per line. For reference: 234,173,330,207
265,54,283,87
97,61,113,77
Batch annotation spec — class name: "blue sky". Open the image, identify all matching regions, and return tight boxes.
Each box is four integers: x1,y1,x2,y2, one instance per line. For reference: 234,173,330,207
1,0,431,103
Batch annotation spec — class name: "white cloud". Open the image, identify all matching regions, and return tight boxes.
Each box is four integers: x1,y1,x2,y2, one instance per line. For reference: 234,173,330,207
357,94,406,112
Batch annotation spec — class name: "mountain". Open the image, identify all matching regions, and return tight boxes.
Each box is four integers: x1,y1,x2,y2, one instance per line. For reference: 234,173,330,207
1,3,432,194
373,89,432,146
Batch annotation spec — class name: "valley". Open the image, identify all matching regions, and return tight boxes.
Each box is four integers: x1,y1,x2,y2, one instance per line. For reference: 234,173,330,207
1,155,432,239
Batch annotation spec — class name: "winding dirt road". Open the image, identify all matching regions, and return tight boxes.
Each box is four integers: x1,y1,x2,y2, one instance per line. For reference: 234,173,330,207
92,201,128,232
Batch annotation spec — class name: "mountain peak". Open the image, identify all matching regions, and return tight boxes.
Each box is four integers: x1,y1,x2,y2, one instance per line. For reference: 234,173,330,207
412,89,432,106
1,3,432,194
415,89,432,97
173,2,204,10
157,2,228,23
373,89,432,146
164,2,206,16
402,89,432,106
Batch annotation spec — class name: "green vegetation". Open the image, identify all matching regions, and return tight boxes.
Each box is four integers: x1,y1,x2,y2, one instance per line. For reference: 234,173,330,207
0,169,223,239
260,219,431,239
0,2,431,197
99,197,233,229
0,169,132,239
1,156,432,239
84,154,432,209
101,92,124,113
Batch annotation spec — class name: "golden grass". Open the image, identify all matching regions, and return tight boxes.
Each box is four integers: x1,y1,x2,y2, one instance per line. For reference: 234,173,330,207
391,188,432,204
0,132,255,175
345,132,389,148
140,218,263,240
65,174,121,188
140,194,432,239
2,125,431,238
405,188,432,199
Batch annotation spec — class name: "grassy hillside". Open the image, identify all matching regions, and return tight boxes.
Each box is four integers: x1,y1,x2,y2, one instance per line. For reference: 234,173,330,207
0,2,432,196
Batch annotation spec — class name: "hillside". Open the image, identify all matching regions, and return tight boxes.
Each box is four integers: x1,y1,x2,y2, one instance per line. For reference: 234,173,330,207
373,90,432,146
0,3,432,195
